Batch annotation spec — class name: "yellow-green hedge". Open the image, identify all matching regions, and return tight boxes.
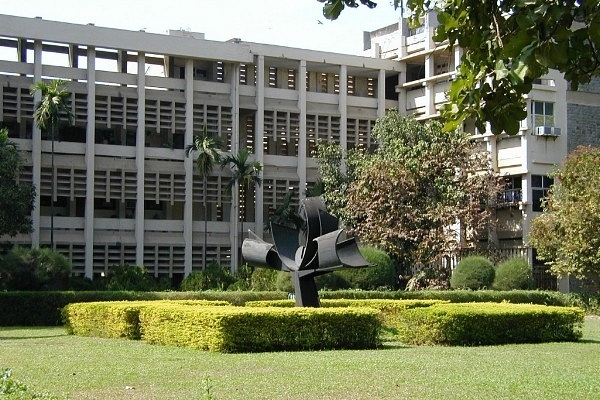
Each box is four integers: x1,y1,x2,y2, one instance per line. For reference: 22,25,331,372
245,299,446,333
139,305,381,352
63,300,230,339
64,301,381,352
396,302,585,345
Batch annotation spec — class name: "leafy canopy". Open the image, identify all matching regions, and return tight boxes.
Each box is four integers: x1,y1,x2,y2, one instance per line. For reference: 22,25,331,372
317,111,500,269
319,0,600,135
529,146,600,280
0,129,35,238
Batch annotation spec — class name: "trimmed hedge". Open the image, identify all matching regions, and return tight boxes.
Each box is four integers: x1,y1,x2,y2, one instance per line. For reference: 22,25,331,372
319,290,572,306
64,301,381,352
0,291,288,326
395,302,584,346
0,289,576,326
63,300,229,339
140,305,381,352
246,299,447,338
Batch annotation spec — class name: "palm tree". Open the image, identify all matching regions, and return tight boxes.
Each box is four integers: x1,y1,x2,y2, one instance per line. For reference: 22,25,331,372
185,125,221,270
30,79,73,249
220,148,262,268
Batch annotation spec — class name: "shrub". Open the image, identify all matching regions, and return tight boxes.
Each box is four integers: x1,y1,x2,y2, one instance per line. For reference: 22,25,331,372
0,246,71,290
315,272,351,290
450,256,495,290
180,261,235,291
396,302,584,345
494,257,533,290
275,271,294,292
250,268,279,291
103,264,169,291
336,246,398,290
227,264,253,291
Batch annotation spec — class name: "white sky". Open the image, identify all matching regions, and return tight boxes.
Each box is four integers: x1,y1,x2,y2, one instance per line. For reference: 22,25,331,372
0,0,402,55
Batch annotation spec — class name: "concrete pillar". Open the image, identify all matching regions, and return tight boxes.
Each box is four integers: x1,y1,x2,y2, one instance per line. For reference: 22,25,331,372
255,55,266,239
183,58,194,276
135,53,146,266
378,69,387,118
298,60,307,200
339,65,348,152
84,47,96,279
230,63,241,273
31,40,42,248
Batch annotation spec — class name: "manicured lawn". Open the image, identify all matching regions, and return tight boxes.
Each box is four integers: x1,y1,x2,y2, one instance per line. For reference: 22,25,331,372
1,317,599,400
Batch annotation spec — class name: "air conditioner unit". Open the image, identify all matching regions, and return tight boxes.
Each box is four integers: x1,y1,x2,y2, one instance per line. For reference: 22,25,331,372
535,126,561,136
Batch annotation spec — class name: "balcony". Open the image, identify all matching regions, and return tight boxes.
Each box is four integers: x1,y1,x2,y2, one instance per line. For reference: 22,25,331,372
497,189,522,207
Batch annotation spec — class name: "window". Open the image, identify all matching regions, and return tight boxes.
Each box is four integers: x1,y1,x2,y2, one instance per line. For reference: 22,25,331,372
531,101,555,128
531,175,554,212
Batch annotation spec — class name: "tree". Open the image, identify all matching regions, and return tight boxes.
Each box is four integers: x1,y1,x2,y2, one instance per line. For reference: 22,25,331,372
0,129,35,238
185,126,221,270
530,146,600,281
30,79,73,248
320,0,600,135
220,148,263,267
264,190,303,232
319,111,500,276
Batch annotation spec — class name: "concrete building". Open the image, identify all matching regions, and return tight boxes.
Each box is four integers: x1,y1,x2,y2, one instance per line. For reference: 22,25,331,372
0,14,400,283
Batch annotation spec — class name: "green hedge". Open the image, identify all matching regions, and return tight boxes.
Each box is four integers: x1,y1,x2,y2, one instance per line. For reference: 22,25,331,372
0,289,575,327
319,290,572,306
63,300,230,339
246,299,446,334
64,301,381,352
0,291,288,326
395,302,584,346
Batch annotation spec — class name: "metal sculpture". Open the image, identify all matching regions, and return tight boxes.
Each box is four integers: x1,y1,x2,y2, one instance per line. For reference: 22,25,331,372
242,197,371,307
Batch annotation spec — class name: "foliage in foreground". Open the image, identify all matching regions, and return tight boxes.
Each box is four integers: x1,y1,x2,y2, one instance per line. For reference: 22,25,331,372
0,368,59,400
530,146,600,282
321,0,600,136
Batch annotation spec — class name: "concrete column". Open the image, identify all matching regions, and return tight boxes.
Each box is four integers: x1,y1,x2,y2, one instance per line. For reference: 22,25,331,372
183,59,194,276
378,69,387,118
297,60,307,200
230,63,241,272
84,47,96,279
135,53,146,266
255,55,265,238
31,40,42,248
338,65,348,152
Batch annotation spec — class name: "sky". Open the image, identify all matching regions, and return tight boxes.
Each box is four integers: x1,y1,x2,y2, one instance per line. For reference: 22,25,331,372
0,0,402,55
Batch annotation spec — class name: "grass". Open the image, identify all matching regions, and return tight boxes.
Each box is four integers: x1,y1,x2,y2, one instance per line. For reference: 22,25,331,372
1,317,599,400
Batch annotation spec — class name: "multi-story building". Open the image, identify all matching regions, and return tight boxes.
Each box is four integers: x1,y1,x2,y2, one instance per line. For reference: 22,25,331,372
365,11,600,289
0,14,400,283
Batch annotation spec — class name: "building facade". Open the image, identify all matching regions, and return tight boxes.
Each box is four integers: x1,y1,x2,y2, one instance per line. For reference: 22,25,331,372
0,14,400,282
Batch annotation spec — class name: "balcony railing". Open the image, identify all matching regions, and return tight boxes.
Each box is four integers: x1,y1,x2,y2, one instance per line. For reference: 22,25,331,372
497,189,522,206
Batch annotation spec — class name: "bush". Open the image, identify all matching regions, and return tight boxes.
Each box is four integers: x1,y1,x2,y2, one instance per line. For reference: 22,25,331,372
450,256,495,290
227,264,253,291
103,264,169,291
66,301,382,352
336,246,398,290
0,246,71,290
180,261,235,291
250,268,279,291
396,302,584,345
493,257,533,290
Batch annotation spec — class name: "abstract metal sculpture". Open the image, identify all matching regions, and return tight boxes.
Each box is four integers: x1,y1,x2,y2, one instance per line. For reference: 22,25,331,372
242,197,371,307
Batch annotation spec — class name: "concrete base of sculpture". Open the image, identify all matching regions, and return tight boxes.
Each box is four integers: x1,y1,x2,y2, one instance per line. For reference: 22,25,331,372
242,197,371,307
